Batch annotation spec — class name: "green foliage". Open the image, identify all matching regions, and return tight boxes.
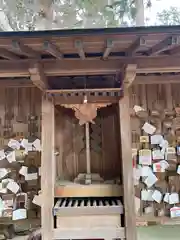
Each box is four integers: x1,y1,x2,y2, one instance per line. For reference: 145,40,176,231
0,0,160,30
157,7,180,25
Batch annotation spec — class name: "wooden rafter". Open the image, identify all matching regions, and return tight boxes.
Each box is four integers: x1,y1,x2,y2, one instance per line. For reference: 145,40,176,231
123,64,137,88
126,37,146,56
43,41,63,59
0,48,20,60
29,63,48,90
12,40,40,58
103,39,114,60
75,40,85,59
146,35,180,55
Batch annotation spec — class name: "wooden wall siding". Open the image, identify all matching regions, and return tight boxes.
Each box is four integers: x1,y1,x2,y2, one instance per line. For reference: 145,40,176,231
55,105,121,181
129,84,179,149
0,87,41,148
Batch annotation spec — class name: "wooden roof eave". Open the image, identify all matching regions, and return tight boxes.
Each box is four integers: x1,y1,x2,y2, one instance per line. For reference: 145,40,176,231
0,26,180,88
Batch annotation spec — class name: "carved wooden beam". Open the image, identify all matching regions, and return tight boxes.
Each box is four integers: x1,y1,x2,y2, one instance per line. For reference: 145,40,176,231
75,40,85,59
29,63,48,90
0,48,20,60
146,36,180,55
12,40,40,58
43,41,63,59
126,37,146,56
103,39,114,60
123,64,137,88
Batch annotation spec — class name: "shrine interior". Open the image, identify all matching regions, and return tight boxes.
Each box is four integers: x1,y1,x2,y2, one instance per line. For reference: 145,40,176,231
53,74,123,183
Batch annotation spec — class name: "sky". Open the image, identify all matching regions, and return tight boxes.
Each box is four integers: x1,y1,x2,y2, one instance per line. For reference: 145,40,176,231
147,0,180,24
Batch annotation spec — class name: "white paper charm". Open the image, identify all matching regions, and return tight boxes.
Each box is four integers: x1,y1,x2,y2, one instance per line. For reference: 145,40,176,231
139,149,152,165
8,139,20,150
151,135,164,145
141,166,152,177
133,105,145,113
25,173,38,181
12,209,27,220
165,147,177,162
153,162,166,172
160,160,169,170
20,139,28,148
142,122,156,135
0,168,9,179
33,139,41,151
141,189,154,201
38,167,41,176
170,207,180,218
152,149,164,160
32,194,42,206
25,143,34,152
19,166,28,176
177,165,180,175
6,151,16,163
159,140,169,149
152,190,162,203
7,181,20,194
169,193,179,204
144,171,158,188
164,193,170,203
0,150,6,161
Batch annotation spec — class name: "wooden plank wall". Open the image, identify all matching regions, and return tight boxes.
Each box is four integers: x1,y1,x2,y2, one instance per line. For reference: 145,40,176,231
0,83,178,183
0,87,41,147
55,104,121,181
129,84,179,149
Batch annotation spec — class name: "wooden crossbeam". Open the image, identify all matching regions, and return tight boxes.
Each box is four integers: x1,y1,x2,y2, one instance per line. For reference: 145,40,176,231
0,48,20,60
0,56,180,78
0,79,33,88
75,40,85,59
123,64,137,88
12,40,40,58
146,36,180,55
54,96,120,104
43,41,63,59
103,39,114,60
126,37,146,56
46,88,122,94
29,63,48,90
0,74,178,88
135,74,180,84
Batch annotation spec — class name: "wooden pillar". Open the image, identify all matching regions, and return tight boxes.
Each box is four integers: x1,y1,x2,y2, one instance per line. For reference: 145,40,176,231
119,89,137,240
41,94,55,240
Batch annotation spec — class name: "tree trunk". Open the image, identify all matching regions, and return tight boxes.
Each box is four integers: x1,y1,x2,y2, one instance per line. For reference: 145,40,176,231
135,0,145,26
36,0,54,30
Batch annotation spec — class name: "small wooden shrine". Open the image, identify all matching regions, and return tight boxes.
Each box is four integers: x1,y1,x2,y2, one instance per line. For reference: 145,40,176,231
0,26,179,239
